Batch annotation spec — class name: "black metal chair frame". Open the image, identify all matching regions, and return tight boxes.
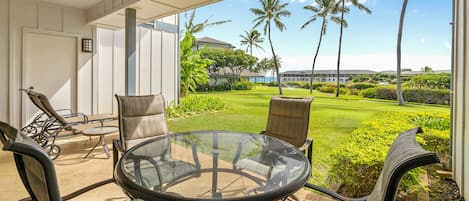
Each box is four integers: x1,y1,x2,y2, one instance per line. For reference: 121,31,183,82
0,122,114,201
302,128,440,201
19,87,116,160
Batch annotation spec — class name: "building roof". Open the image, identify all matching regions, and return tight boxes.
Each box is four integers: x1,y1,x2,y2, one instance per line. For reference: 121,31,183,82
280,70,377,75
197,37,235,48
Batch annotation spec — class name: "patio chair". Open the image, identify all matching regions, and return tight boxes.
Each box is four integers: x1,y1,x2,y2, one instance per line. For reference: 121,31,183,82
113,94,201,190
0,121,115,201
302,127,440,201
263,96,313,166
233,97,313,191
20,88,117,159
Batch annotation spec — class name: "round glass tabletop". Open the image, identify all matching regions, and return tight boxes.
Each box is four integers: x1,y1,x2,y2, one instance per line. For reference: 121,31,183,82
114,130,311,201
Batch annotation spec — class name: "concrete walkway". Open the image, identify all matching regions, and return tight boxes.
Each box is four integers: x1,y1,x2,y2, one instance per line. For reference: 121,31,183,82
0,131,333,201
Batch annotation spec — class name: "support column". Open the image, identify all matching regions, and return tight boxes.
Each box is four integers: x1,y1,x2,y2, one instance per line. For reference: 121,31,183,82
125,8,137,96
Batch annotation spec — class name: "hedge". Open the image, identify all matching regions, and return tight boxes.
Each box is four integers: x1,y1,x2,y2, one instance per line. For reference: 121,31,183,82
360,88,376,98
347,82,376,90
375,87,397,100
403,88,450,105
232,79,254,90
361,87,450,105
329,112,450,197
166,95,227,118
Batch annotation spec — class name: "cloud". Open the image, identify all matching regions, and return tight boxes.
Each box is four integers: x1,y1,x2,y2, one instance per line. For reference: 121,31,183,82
420,38,425,44
444,42,451,49
280,54,451,72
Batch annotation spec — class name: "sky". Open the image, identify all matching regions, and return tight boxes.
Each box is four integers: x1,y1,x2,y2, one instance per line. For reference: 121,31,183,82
180,0,453,72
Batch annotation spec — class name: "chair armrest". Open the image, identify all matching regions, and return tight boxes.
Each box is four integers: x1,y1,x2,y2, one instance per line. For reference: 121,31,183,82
55,108,73,115
179,137,201,168
113,140,125,171
304,183,366,201
126,154,163,190
298,138,313,152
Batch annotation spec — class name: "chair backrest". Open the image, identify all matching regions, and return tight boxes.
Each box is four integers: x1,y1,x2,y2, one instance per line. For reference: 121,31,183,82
367,128,440,201
0,122,61,201
22,90,49,117
35,92,69,126
115,94,169,150
265,97,313,148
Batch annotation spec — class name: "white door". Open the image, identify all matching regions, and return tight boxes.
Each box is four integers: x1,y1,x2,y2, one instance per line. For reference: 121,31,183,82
23,32,77,125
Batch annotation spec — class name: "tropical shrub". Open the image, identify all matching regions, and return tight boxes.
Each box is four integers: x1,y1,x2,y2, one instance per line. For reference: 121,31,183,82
212,83,230,91
266,81,286,87
349,89,360,96
286,81,309,88
348,82,376,90
360,88,376,98
318,86,336,94
180,32,212,97
375,86,397,100
329,112,450,197
402,88,450,105
338,87,349,95
404,73,451,89
233,79,254,90
166,95,227,118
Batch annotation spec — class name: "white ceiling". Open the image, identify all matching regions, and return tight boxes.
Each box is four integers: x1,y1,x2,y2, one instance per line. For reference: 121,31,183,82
89,0,221,28
40,0,101,9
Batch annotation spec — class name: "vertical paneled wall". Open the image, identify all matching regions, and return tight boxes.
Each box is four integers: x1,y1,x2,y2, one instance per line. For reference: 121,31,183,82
0,0,9,123
1,0,94,127
452,0,468,198
95,15,179,114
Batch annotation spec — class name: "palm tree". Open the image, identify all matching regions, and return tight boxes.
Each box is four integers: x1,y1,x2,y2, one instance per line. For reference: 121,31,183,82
335,0,371,97
396,0,408,105
251,0,291,95
301,0,346,95
240,29,265,56
421,66,433,74
183,9,231,34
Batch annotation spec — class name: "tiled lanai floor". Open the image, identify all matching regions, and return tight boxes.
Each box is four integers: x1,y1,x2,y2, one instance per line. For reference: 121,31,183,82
0,131,333,201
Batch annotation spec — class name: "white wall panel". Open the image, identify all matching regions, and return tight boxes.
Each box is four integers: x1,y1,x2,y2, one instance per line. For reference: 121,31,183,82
113,29,125,113
0,0,9,122
97,28,114,114
161,32,177,103
38,2,62,32
139,27,152,95
151,30,162,94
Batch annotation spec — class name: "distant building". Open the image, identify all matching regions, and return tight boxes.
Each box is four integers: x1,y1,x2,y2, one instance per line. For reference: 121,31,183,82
280,70,376,83
280,69,451,83
196,37,236,50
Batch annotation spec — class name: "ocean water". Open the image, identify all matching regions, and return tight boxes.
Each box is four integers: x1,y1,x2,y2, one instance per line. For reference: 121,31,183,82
249,77,275,83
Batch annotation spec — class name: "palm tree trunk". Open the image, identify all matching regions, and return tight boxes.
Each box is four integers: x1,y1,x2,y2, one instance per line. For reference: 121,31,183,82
268,24,283,95
250,45,253,56
336,0,345,97
396,0,408,105
309,18,326,95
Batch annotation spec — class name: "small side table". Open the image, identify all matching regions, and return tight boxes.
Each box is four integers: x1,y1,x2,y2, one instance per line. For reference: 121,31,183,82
82,126,119,159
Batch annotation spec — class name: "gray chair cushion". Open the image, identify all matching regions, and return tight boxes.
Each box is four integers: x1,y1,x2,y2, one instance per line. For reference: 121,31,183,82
116,94,169,150
367,128,439,201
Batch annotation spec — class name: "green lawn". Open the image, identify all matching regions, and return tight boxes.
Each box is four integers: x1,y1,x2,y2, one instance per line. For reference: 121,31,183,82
168,86,450,183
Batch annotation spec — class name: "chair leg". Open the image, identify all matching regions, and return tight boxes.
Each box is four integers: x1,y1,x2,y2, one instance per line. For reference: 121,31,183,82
62,178,114,201
308,140,313,171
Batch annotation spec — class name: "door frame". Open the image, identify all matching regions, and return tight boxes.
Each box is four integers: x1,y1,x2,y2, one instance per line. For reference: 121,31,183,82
21,28,82,125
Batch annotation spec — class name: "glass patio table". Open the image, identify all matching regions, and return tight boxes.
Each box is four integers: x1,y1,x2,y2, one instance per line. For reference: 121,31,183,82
114,130,311,201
